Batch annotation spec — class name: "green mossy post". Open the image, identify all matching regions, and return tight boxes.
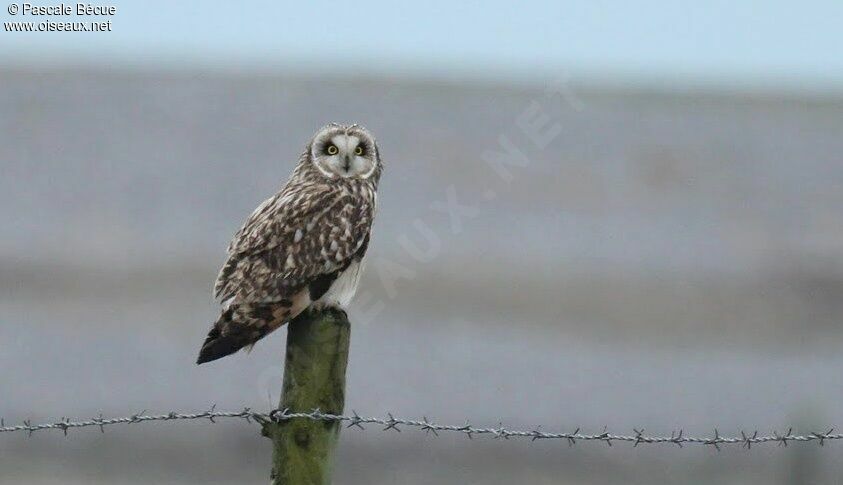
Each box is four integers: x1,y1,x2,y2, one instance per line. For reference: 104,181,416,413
261,307,351,485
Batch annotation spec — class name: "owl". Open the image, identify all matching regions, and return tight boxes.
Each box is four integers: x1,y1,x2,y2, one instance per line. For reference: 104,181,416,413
196,123,383,364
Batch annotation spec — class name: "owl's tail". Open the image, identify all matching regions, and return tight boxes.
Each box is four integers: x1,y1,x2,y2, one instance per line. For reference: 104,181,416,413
196,304,289,364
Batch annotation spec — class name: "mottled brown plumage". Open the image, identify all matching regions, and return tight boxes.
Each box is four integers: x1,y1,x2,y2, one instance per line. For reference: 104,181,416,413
197,124,382,364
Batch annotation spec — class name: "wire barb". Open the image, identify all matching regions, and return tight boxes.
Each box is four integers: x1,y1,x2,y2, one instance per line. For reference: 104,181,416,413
567,427,579,446
347,410,365,430
421,416,438,436
812,428,834,446
382,413,401,432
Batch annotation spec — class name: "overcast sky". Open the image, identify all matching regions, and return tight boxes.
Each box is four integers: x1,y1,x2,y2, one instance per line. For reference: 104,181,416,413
2,0,842,92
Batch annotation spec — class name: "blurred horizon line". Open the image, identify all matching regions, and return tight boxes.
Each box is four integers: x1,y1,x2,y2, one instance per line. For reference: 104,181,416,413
2,54,843,101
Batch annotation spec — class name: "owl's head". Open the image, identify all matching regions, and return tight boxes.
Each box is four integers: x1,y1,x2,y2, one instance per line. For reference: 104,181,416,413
308,123,381,180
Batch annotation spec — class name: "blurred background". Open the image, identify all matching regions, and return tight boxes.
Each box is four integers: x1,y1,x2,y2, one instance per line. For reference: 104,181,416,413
2,1,843,483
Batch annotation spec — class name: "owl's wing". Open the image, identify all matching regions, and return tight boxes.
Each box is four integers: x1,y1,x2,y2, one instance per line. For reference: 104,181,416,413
213,183,373,305
200,179,376,365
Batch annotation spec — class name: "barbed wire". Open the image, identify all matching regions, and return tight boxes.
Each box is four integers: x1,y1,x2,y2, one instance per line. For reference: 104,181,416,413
1,406,839,449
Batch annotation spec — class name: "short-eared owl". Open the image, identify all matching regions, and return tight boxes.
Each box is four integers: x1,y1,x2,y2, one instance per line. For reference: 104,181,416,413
197,123,382,364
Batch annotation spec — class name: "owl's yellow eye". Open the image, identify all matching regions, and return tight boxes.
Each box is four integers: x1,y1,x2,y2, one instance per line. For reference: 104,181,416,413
326,145,338,155
354,146,364,156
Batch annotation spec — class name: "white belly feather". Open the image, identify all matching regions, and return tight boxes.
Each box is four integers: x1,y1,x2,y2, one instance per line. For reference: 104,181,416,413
316,259,364,308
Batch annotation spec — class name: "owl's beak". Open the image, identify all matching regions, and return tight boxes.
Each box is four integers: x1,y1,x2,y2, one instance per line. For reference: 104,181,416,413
342,155,352,172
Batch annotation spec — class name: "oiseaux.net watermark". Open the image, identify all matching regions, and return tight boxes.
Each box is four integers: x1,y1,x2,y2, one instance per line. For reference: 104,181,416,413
5,3,115,32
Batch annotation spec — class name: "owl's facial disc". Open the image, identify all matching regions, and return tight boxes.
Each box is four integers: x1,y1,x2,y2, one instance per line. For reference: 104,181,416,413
312,128,377,179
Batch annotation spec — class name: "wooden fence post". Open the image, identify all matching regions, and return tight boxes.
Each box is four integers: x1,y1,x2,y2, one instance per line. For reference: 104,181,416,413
261,307,351,485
